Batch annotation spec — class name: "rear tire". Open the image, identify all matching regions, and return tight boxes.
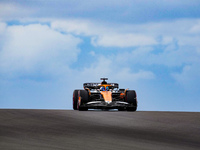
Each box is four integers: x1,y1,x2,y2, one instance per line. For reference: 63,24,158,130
126,90,137,111
77,90,89,111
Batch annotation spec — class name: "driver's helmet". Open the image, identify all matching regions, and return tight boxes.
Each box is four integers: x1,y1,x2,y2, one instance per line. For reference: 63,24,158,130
100,86,105,91
106,86,109,91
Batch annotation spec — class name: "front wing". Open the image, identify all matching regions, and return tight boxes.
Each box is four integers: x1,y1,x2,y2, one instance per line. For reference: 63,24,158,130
80,101,136,110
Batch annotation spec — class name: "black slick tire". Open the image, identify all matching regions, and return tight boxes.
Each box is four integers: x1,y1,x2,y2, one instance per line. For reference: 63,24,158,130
126,90,137,111
77,90,89,111
73,90,79,110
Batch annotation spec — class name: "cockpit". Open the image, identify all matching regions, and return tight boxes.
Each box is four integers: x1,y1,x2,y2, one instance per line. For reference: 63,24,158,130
100,86,110,91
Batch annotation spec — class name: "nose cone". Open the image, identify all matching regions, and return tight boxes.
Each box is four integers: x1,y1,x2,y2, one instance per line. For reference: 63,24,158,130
101,91,112,103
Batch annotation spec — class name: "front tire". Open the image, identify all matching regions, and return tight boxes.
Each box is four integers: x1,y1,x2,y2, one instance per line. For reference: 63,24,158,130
126,90,137,111
73,90,79,110
77,90,89,111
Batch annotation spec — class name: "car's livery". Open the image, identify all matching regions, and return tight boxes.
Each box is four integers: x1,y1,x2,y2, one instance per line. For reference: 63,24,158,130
73,78,137,111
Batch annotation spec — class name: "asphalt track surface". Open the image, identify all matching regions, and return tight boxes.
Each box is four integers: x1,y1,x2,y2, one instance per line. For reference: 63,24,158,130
0,109,200,150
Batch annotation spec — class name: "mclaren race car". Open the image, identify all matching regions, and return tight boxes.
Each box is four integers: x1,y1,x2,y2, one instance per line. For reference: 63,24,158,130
73,78,137,111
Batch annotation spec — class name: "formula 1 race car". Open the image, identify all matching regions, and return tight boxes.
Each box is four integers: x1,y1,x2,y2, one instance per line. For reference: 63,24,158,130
73,78,137,111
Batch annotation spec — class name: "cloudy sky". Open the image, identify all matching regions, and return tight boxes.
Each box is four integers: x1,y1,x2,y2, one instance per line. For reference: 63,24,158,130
0,0,200,111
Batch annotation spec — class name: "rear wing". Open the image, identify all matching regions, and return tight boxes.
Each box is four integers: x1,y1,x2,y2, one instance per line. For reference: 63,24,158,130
83,83,119,89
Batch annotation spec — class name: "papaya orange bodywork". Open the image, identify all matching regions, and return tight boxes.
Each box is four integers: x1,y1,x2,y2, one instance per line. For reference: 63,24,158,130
120,93,124,99
100,84,112,89
101,91,112,102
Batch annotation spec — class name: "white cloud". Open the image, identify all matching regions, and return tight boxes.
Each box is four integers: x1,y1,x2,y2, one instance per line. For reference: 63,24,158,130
92,33,157,47
50,18,200,89
51,19,94,36
0,3,34,20
0,22,7,49
1,20,156,84
0,22,7,33
1,18,200,90
172,64,200,90
0,23,81,76
51,20,157,47
70,55,155,84
190,21,200,33
112,69,155,81
51,18,200,49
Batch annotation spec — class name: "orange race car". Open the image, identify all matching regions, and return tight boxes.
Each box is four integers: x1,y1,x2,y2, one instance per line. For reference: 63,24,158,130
73,78,137,111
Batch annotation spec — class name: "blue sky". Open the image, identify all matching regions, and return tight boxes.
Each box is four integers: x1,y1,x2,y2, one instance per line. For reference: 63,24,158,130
0,0,200,111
